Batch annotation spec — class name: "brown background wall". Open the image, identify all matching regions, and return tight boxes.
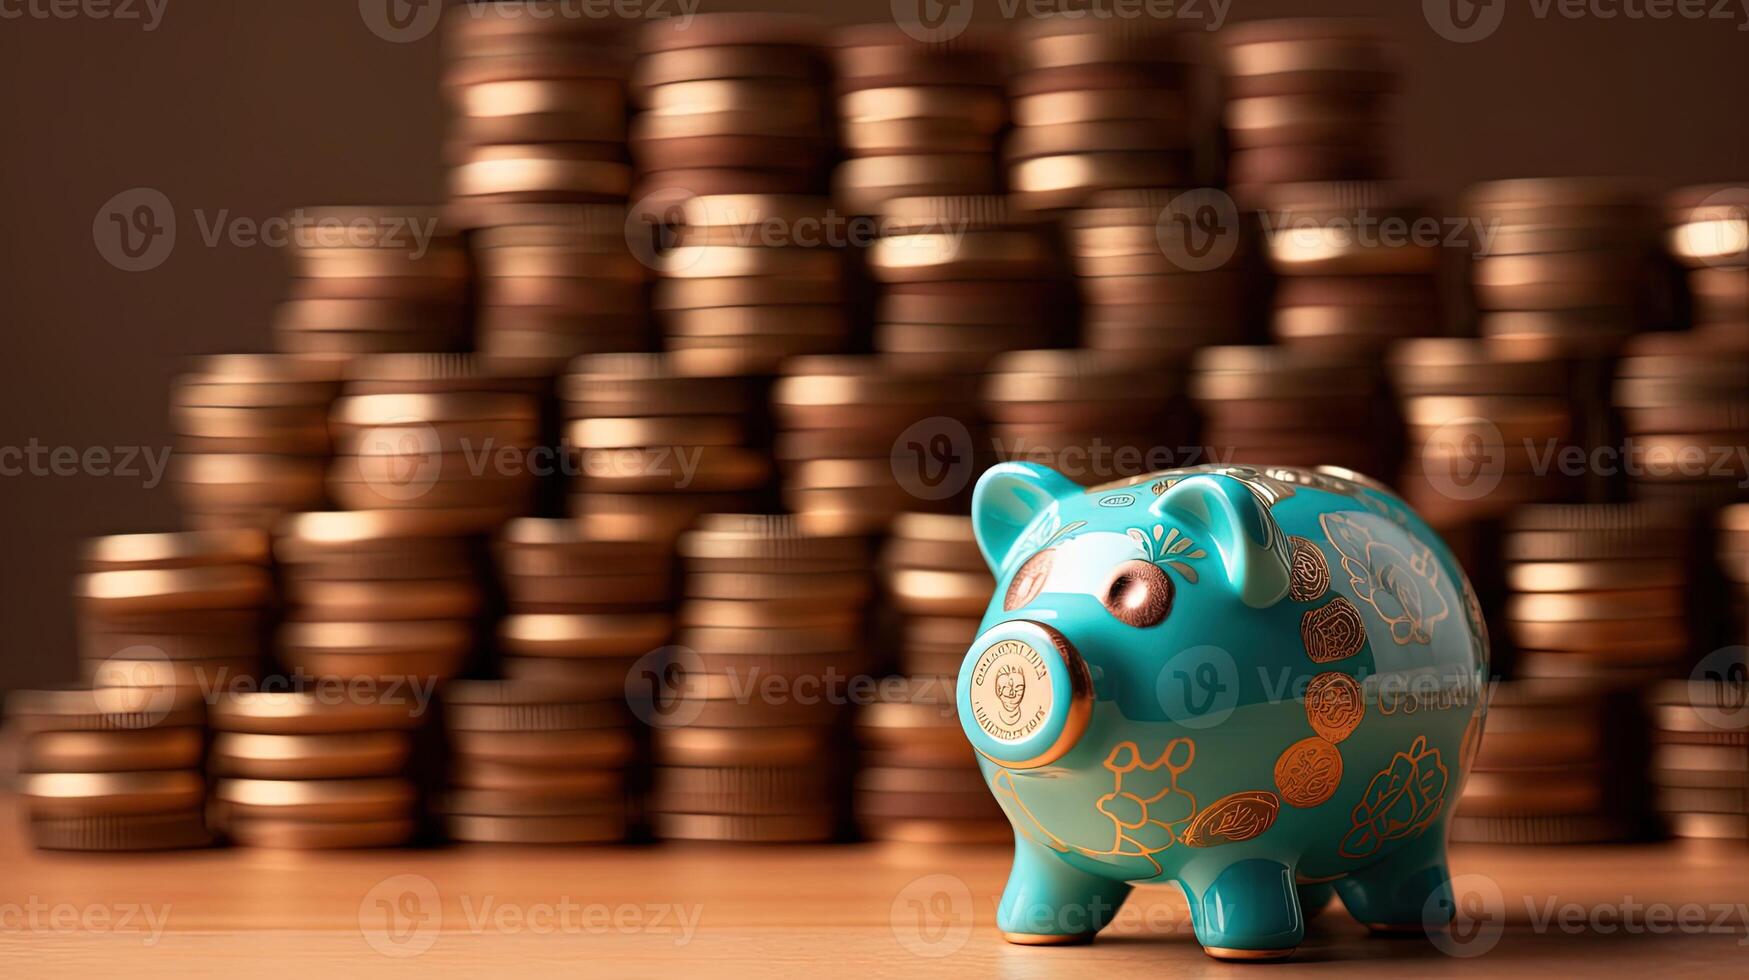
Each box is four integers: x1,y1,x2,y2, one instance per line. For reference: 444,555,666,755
1,0,1746,695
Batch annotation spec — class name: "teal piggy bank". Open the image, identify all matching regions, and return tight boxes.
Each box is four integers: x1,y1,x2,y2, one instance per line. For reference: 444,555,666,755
956,462,1488,960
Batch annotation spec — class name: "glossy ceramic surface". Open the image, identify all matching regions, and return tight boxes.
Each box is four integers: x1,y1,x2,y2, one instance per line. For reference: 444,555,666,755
956,462,1489,958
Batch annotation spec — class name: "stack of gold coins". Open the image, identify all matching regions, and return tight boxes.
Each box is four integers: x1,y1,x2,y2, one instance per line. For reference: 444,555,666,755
473,205,652,369
1067,189,1255,356
443,4,632,226
1389,339,1581,526
831,25,1004,214
562,353,772,543
209,689,423,849
772,356,981,535
1190,345,1394,475
327,354,541,531
1466,178,1656,358
275,510,484,686
75,530,272,693
1668,185,1749,338
1724,505,1749,639
1451,680,1631,845
656,195,850,371
632,13,829,201
884,514,987,679
1262,182,1443,353
169,355,340,531
1504,504,1693,684
648,515,871,843
1613,332,1749,506
274,207,468,359
494,518,673,685
856,678,1005,845
9,686,210,851
871,195,1061,365
1218,19,1396,204
444,679,635,844
1650,679,1749,841
1005,18,1195,213
985,350,1184,486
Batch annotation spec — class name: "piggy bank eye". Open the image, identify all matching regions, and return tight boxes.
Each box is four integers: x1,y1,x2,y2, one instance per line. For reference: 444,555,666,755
1102,560,1173,628
1003,548,1055,611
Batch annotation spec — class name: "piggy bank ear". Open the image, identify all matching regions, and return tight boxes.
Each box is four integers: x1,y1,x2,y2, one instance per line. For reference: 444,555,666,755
1151,474,1291,608
972,462,1080,573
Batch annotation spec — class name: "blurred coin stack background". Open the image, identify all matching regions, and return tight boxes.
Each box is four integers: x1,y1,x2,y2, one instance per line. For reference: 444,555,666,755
882,514,988,680
495,518,672,686
773,356,980,535
1650,679,1749,841
1068,189,1257,356
1190,345,1397,477
562,353,773,544
830,25,1004,215
855,678,1003,845
985,350,1186,485
1724,506,1749,651
649,516,870,842
1263,183,1443,353
1005,19,1196,213
656,195,850,371
632,14,830,201
1503,504,1694,686
471,206,653,369
209,690,421,849
1390,339,1583,529
275,511,483,686
169,355,340,531
273,207,468,360
1466,178,1657,359
1452,680,1639,845
1668,185,1749,340
10,686,209,851
444,678,635,844
76,531,272,693
870,195,1065,365
327,354,542,528
1613,332,1749,508
1218,19,1396,204
443,5,632,227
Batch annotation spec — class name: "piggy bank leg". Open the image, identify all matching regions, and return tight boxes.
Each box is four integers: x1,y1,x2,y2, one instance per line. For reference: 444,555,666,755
1180,859,1304,961
1297,881,1337,922
997,836,1132,945
1333,834,1454,935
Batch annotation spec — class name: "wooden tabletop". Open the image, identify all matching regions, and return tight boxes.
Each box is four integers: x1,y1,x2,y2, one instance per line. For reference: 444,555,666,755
3,799,1747,978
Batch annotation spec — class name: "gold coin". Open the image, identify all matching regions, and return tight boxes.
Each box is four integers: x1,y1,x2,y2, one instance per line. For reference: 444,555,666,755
225,816,414,849
211,731,410,779
285,577,481,621
28,810,211,852
1505,589,1684,623
653,725,831,767
214,776,415,821
451,730,636,768
5,685,206,733
1008,152,1190,212
20,728,203,773
866,817,1010,846
449,756,632,792
651,811,835,843
447,812,625,844
211,689,428,734
21,770,204,817
498,612,671,657
1508,560,1684,593
833,154,999,215
81,529,269,571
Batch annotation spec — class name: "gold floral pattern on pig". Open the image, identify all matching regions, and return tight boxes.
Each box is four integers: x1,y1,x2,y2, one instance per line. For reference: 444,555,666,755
1338,735,1448,859
1321,512,1451,646
1085,740,1199,875
1126,523,1207,583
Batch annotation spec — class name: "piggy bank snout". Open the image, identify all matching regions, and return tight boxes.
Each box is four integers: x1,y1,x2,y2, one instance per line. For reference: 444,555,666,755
957,620,1093,770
